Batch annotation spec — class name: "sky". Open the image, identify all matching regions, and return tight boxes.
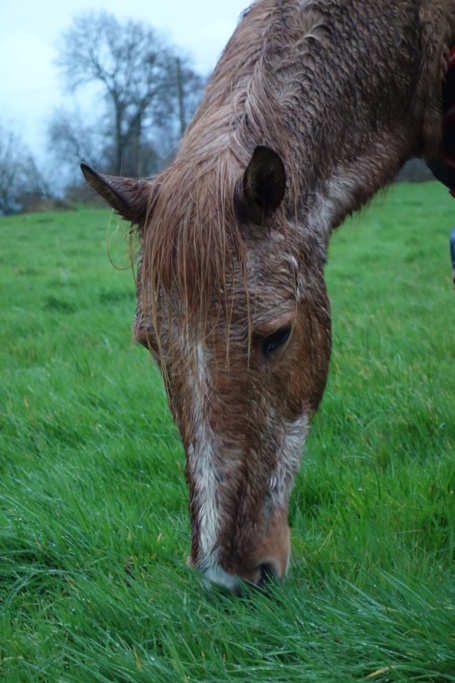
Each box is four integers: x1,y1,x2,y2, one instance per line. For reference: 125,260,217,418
1,0,249,166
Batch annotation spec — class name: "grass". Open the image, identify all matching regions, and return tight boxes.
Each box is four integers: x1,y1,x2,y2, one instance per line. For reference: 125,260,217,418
0,183,454,682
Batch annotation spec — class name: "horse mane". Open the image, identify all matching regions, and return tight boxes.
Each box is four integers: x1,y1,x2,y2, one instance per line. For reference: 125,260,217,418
137,2,301,351
135,0,452,353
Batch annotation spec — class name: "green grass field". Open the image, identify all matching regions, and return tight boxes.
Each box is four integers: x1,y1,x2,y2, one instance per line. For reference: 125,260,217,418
1,182,454,682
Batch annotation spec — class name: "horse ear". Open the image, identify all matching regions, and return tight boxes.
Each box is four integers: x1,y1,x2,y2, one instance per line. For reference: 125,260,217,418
242,146,286,223
80,163,152,225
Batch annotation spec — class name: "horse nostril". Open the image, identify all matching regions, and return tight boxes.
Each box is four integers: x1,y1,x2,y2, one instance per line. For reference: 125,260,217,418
257,563,277,592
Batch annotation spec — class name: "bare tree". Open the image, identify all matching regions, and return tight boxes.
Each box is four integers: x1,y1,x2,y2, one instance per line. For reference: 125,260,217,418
48,109,109,181
0,120,49,215
54,12,205,178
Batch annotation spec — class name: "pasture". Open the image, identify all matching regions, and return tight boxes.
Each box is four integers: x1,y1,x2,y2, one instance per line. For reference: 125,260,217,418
1,181,454,681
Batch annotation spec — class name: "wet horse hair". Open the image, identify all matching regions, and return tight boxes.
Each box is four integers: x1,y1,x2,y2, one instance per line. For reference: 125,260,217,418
82,0,455,593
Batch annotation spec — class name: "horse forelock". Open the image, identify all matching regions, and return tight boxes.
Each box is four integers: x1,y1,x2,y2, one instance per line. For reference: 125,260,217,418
136,147,249,365
136,82,300,366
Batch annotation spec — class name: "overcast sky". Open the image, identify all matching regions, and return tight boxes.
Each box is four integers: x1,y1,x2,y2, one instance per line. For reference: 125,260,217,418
1,0,249,164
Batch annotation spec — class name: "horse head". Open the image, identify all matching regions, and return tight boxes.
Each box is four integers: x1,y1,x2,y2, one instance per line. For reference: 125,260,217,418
82,0,454,593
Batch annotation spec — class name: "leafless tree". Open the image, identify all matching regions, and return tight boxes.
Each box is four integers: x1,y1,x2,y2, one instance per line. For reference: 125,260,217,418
0,120,49,215
48,109,109,181
54,12,205,178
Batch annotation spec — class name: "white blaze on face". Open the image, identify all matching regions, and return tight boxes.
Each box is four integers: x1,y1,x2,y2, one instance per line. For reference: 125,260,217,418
186,342,222,568
185,339,310,590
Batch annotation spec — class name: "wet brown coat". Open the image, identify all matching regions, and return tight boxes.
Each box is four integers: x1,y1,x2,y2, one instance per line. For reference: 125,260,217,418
83,0,455,591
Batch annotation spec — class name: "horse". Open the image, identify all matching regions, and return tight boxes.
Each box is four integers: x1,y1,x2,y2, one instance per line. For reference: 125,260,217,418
81,0,455,594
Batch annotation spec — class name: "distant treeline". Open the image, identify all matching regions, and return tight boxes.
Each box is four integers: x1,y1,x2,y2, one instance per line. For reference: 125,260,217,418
0,12,206,216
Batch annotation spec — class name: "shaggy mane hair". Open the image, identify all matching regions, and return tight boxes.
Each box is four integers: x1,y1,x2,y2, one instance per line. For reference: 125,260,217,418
136,0,453,351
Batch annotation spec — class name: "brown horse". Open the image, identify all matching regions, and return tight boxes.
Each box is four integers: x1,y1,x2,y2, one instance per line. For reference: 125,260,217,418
82,0,455,594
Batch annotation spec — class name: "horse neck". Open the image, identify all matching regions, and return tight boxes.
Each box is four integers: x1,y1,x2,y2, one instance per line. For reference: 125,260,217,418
183,0,455,242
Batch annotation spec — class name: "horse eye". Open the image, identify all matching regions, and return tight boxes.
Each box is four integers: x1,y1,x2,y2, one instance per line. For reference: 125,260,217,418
261,325,292,357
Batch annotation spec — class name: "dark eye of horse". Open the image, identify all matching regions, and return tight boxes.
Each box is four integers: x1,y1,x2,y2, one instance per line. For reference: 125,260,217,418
261,325,292,358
